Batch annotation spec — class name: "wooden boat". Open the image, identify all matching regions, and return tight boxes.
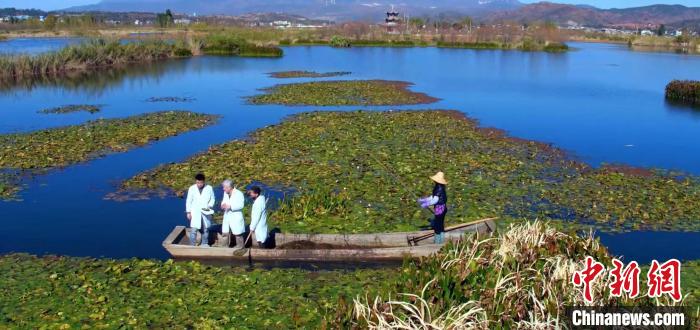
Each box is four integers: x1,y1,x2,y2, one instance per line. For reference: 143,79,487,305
163,218,496,262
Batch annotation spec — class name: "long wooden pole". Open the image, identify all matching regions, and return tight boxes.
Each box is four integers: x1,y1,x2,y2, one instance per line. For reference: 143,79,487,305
408,217,498,245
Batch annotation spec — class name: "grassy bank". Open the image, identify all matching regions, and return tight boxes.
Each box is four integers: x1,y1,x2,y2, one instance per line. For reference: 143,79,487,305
279,36,569,52
0,254,394,328
248,80,438,106
269,71,351,79
0,111,218,199
666,80,700,106
120,110,700,233
349,222,696,328
0,39,191,82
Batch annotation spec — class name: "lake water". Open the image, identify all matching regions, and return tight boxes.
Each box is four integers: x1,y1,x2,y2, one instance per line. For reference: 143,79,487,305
1,38,700,263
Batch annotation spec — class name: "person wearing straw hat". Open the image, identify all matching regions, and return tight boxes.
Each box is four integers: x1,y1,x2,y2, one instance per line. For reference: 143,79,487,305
418,171,448,244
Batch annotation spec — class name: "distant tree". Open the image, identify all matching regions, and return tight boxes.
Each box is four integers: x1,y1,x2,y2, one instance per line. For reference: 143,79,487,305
657,24,666,36
43,15,57,30
408,17,424,30
157,9,174,28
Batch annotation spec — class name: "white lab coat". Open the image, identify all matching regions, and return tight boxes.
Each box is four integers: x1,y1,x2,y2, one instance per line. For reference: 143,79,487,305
250,195,268,243
185,184,215,230
221,188,245,235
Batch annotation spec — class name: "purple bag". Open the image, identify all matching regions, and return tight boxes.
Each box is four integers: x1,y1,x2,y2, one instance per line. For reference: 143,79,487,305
434,204,446,216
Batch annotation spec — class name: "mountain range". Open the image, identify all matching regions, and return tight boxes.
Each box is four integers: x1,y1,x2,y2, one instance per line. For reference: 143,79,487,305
61,0,700,28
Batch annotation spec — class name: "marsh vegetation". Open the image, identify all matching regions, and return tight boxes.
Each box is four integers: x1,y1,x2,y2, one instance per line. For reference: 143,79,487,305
0,111,218,199
666,80,700,106
38,104,102,114
268,71,351,79
248,80,438,106
121,111,700,233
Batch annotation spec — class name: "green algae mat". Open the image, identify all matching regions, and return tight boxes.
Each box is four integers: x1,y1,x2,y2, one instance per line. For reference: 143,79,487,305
0,111,218,200
0,254,394,329
121,110,700,233
248,80,438,106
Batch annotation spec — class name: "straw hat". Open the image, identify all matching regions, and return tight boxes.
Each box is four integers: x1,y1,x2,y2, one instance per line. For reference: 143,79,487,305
430,171,448,185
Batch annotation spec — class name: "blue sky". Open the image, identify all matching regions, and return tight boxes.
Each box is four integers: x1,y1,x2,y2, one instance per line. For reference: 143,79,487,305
1,0,698,11
521,0,699,8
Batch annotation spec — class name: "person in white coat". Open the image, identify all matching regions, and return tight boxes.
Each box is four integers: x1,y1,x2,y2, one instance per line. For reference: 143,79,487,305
247,186,268,248
220,179,245,248
185,173,215,247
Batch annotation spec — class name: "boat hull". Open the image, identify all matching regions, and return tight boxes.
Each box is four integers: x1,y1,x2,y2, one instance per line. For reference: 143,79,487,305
162,219,495,262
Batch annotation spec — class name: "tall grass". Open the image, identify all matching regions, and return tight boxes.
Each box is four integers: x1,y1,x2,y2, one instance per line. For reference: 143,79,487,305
348,221,679,328
0,39,188,80
200,33,283,57
666,80,700,105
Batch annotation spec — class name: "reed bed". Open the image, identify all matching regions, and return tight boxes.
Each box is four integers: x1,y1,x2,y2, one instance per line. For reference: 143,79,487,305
350,221,684,328
0,39,190,81
666,80,700,105
200,33,283,57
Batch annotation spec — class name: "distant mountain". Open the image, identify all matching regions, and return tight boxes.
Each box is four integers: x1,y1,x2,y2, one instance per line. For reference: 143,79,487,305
485,2,700,28
65,0,523,21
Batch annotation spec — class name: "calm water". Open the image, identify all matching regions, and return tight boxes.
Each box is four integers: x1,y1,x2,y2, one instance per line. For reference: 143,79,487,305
1,39,700,262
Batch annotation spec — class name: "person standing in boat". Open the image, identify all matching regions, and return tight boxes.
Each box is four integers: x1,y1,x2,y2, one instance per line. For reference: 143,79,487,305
247,186,268,248
220,179,245,248
418,172,448,244
185,173,215,247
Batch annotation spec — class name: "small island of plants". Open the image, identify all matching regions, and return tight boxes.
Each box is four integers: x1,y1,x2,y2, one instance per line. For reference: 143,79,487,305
248,80,439,106
38,104,103,114
268,71,351,79
666,80,700,106
0,111,218,199
120,110,700,234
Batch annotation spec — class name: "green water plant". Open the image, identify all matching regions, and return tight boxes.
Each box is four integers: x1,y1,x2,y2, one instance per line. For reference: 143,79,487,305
666,80,700,106
0,39,190,82
0,111,218,199
120,110,700,233
248,80,438,106
38,104,102,114
0,254,395,328
268,71,351,79
200,33,283,57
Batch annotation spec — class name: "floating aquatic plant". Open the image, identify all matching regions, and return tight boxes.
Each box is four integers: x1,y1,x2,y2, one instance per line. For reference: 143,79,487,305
38,104,103,114
248,80,439,106
145,96,196,103
121,110,700,233
0,254,395,328
0,111,218,199
268,71,351,79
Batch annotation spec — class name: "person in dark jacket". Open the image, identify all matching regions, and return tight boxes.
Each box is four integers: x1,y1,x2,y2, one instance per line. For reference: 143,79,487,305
418,171,448,243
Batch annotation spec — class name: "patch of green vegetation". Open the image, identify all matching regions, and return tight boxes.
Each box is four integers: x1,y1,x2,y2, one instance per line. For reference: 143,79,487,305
248,80,438,106
330,35,351,48
0,39,190,82
666,80,700,106
269,71,351,79
347,222,694,328
0,172,21,200
351,39,421,47
0,254,395,328
0,111,218,200
38,104,102,114
682,260,700,307
201,33,283,57
543,42,570,53
122,111,700,233
437,41,505,50
145,96,195,103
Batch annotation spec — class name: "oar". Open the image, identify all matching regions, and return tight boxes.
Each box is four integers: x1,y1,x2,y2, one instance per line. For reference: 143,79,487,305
407,217,498,246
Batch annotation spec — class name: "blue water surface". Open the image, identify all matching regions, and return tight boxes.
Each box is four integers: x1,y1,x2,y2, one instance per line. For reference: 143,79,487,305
1,39,700,262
